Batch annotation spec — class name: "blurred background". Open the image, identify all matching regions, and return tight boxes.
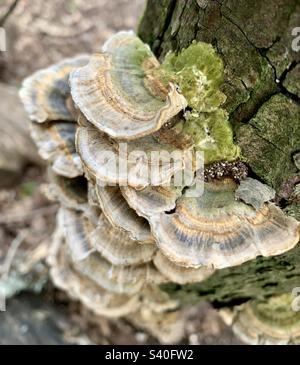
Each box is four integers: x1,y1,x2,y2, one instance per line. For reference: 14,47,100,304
0,0,145,83
0,0,242,345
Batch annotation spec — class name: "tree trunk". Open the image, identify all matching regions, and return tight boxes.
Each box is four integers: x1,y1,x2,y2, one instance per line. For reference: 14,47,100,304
138,0,300,306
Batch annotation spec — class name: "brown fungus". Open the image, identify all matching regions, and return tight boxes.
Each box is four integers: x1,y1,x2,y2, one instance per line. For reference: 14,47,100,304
90,214,157,266
43,169,88,212
70,32,187,140
153,251,215,285
30,121,83,178
76,124,194,189
220,294,300,345
96,184,154,244
149,178,300,269
20,55,89,123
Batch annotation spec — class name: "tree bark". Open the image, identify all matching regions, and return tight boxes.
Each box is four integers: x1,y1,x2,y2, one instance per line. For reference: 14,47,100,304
138,0,300,306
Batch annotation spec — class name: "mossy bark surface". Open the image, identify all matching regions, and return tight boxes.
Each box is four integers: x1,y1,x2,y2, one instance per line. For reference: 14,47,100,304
139,0,300,306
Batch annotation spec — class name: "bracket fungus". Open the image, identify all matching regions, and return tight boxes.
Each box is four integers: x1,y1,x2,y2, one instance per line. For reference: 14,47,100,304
128,307,186,345
121,184,182,219
49,233,142,318
91,214,157,266
30,121,83,178
72,253,155,295
235,177,276,210
61,208,96,262
20,30,300,343
70,31,187,140
49,219,172,321
96,185,154,244
20,56,89,123
220,294,300,345
149,178,299,269
153,251,215,285
76,122,194,189
43,169,88,212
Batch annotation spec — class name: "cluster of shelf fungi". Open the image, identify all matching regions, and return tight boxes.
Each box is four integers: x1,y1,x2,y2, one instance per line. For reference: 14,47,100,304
19,32,300,344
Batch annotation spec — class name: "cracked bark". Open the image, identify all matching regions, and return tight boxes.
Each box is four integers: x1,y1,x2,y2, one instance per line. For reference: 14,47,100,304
139,0,300,306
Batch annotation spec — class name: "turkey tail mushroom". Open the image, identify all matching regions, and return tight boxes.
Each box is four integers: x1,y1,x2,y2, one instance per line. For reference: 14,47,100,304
76,124,193,189
43,169,88,212
71,252,162,295
220,294,300,345
20,29,300,344
96,184,154,244
30,122,83,178
149,178,300,269
20,55,89,123
70,32,187,140
50,238,142,318
153,251,215,285
91,214,157,266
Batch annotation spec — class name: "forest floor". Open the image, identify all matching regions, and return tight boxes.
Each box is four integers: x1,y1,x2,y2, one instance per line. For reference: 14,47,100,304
0,0,242,345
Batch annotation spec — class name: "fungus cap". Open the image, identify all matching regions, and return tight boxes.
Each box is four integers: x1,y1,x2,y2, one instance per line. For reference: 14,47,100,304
235,177,276,210
20,55,89,123
76,125,193,189
44,169,88,212
91,214,157,266
220,294,300,345
70,32,187,140
50,238,141,318
30,122,83,178
71,252,163,295
149,178,300,269
96,185,154,244
61,208,96,261
153,251,215,285
121,184,182,219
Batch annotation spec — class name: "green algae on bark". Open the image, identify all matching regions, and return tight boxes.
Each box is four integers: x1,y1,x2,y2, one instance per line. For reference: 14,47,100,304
183,109,240,164
150,41,226,112
147,41,240,164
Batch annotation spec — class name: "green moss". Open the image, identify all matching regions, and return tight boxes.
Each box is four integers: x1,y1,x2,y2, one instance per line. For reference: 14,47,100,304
146,40,240,164
152,42,226,112
183,109,240,164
